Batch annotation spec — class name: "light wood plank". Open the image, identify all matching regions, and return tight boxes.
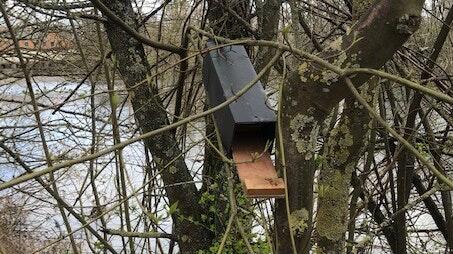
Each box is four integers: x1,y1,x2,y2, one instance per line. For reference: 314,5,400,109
232,134,285,198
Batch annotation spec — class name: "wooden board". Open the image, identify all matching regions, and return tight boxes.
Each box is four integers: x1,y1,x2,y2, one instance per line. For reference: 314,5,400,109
232,134,285,198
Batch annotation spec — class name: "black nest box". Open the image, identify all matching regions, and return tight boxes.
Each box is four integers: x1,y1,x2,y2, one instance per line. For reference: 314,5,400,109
203,41,284,198
203,41,276,152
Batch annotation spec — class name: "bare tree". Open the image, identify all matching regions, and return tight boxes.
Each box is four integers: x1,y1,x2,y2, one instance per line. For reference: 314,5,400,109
0,0,452,253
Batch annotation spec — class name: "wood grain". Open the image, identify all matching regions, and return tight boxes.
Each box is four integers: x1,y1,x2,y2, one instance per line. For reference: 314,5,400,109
232,133,285,198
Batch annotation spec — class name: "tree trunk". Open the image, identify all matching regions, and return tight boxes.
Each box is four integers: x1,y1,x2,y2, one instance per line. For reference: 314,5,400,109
394,5,453,252
255,0,281,83
276,0,424,253
315,1,375,252
206,0,251,40
201,0,255,249
316,90,373,253
97,0,214,252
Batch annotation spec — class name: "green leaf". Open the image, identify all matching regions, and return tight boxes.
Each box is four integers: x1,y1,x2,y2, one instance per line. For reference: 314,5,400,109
111,92,121,108
168,201,179,215
145,211,161,224
281,24,291,35
94,241,105,250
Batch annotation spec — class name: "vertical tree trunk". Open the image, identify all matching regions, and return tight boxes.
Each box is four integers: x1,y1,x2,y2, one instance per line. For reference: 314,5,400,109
316,90,373,253
316,2,374,252
394,4,453,252
202,0,254,248
255,0,281,83
96,0,214,252
206,0,251,40
276,1,424,253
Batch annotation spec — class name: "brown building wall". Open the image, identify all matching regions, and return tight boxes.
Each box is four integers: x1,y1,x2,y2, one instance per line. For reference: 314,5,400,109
0,32,71,51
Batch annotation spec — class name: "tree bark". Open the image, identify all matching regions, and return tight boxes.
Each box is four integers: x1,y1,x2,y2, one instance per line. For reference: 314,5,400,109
96,0,214,252
276,1,424,253
394,5,453,252
255,0,281,83
316,90,373,253
315,2,374,252
206,0,251,40
201,0,255,248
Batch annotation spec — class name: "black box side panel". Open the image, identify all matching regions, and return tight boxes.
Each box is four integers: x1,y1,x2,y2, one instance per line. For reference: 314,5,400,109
203,51,236,151
210,45,276,124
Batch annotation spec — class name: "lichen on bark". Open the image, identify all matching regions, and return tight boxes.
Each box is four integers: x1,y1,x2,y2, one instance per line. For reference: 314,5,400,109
325,117,354,165
290,110,320,160
289,209,309,235
317,117,355,243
